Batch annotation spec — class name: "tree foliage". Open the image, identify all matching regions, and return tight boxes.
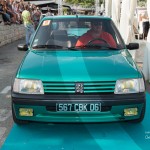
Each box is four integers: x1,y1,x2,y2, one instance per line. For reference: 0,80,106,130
138,0,146,7
64,0,95,7
65,0,147,7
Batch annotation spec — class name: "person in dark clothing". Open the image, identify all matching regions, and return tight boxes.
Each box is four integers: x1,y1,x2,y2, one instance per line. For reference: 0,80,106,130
32,7,41,30
143,21,149,40
139,11,149,40
0,1,11,25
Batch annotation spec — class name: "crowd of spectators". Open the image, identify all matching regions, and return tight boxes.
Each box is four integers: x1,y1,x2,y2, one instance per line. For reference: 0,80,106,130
0,0,42,29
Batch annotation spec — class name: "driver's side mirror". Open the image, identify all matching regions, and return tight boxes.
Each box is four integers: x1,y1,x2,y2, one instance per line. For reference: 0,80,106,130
126,43,139,50
17,44,28,51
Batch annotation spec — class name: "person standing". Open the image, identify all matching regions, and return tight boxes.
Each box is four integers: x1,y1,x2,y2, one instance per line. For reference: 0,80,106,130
22,4,35,46
45,8,53,16
32,7,41,30
139,11,149,40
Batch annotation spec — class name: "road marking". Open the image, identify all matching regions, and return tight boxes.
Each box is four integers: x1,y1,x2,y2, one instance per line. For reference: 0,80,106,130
0,86,11,94
0,109,12,122
0,127,6,139
0,127,6,147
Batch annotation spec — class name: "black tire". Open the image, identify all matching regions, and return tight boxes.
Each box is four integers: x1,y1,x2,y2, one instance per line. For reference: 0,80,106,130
12,103,29,124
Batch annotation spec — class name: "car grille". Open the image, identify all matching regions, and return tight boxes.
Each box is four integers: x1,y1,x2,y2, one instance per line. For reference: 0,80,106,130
43,81,116,94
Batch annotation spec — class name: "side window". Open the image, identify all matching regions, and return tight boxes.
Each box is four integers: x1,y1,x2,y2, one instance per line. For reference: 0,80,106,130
69,21,78,28
79,21,90,28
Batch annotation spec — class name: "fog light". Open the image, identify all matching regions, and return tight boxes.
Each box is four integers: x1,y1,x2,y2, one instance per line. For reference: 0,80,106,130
19,108,33,116
124,108,138,116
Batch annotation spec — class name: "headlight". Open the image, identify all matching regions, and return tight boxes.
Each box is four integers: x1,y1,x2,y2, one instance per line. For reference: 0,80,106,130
13,78,44,94
114,78,145,94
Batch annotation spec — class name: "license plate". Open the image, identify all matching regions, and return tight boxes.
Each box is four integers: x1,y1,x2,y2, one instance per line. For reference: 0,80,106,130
56,103,101,112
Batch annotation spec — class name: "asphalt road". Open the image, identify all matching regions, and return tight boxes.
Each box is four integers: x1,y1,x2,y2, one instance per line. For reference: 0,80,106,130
0,39,26,148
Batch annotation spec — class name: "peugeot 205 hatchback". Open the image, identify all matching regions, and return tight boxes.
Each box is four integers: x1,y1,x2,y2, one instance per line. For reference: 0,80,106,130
12,16,146,124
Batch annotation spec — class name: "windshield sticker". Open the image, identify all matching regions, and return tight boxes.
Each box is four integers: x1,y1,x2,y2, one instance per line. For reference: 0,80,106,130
42,20,50,26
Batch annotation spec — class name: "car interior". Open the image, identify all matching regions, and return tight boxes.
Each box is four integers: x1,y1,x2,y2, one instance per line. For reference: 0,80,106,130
46,30,72,47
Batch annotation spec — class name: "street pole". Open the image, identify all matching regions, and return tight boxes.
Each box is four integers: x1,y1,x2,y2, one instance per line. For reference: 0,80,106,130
95,0,100,15
105,0,112,17
58,0,63,15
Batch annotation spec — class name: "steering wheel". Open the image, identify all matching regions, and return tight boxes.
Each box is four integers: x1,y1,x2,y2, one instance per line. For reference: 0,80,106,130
86,38,110,47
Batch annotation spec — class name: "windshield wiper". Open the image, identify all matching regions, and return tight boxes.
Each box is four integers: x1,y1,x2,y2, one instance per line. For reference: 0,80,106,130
67,45,119,50
67,46,83,51
102,46,119,50
32,45,63,49
83,45,119,50
67,45,100,50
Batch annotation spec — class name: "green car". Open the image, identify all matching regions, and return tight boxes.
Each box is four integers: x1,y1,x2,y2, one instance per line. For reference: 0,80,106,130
12,15,146,124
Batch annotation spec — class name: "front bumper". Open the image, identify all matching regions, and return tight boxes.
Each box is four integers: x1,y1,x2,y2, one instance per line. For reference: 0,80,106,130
12,92,146,123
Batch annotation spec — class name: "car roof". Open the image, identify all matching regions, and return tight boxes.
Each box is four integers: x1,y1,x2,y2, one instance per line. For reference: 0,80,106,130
43,15,111,21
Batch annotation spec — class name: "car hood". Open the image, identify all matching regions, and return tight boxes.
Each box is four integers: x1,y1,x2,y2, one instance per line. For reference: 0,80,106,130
17,49,139,81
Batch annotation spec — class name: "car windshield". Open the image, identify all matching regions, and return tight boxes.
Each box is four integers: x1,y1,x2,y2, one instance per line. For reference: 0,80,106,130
31,17,126,50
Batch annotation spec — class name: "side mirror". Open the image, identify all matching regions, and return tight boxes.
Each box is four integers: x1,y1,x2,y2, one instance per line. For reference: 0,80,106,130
126,43,139,50
17,44,28,51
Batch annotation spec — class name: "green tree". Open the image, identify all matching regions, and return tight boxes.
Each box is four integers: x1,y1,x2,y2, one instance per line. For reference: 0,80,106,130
65,0,146,7
138,0,146,7
64,0,103,7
